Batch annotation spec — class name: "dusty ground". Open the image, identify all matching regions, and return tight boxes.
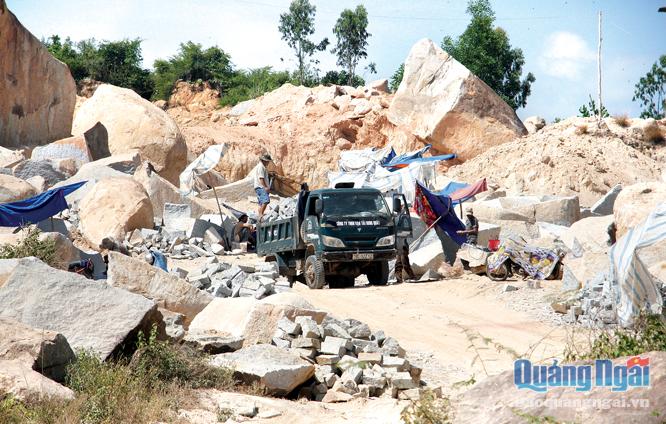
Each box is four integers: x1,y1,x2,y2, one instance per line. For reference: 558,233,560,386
293,275,568,392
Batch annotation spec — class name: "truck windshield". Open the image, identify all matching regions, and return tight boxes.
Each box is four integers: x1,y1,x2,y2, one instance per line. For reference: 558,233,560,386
321,192,390,218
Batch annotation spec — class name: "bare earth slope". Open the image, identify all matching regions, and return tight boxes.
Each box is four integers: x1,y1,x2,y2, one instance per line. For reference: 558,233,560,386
447,118,663,206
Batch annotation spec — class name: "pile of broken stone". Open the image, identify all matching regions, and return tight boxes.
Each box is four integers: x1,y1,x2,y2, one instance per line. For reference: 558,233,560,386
261,196,297,222
181,259,290,300
270,315,438,402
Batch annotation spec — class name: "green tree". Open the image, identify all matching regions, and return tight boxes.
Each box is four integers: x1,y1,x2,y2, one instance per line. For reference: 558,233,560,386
578,95,609,118
278,0,329,86
633,55,666,119
320,70,364,87
42,36,154,99
441,0,535,109
332,5,371,86
220,67,291,106
390,63,404,92
152,41,233,100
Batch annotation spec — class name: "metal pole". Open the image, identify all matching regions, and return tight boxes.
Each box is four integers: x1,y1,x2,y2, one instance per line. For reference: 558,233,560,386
409,216,442,250
597,10,603,127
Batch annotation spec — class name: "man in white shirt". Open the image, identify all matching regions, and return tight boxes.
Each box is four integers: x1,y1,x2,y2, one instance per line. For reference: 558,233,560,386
253,153,273,218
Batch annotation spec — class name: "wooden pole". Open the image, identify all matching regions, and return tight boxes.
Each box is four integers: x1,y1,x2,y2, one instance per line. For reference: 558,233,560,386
597,10,603,127
408,216,442,250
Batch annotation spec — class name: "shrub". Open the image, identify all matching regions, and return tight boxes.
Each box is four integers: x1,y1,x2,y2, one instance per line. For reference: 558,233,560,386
564,313,666,361
131,325,234,390
0,227,57,267
400,390,452,424
220,67,291,107
613,114,631,128
644,124,665,145
574,124,588,135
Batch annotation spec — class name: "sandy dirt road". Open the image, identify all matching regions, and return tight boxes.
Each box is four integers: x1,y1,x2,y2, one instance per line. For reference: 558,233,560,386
294,276,568,388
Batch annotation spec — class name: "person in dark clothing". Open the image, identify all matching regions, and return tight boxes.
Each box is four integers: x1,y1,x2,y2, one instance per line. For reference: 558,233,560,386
394,239,416,283
233,214,256,248
100,237,130,278
456,207,479,245
297,182,310,222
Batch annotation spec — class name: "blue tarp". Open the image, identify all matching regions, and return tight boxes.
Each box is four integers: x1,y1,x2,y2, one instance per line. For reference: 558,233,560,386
414,181,466,245
382,144,456,171
0,181,86,227
151,249,168,272
436,181,469,197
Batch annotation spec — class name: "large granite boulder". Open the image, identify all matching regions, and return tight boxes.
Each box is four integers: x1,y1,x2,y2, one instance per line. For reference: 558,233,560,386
106,251,212,326
613,181,666,238
210,344,315,395
78,177,154,248
0,173,37,203
0,259,161,360
31,134,93,164
190,292,326,346
0,2,76,148
72,84,187,184
388,38,526,161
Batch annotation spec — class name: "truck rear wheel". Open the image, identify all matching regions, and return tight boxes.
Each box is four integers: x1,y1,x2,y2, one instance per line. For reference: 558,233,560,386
367,261,389,286
304,255,325,289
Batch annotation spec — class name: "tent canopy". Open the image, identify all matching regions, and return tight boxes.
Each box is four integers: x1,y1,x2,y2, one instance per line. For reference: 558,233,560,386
0,181,86,227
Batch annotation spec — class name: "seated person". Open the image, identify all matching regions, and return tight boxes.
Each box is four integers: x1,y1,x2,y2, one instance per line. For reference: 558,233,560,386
233,214,256,249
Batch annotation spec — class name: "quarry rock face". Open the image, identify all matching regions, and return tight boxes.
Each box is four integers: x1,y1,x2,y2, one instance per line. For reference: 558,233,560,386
388,38,527,161
0,2,76,148
72,84,188,184
78,177,154,248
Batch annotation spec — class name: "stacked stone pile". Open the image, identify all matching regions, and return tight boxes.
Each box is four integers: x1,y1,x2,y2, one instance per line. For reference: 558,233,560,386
270,314,439,402
181,259,290,300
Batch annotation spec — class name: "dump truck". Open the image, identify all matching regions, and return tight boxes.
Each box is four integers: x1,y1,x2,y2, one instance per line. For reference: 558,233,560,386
256,187,413,289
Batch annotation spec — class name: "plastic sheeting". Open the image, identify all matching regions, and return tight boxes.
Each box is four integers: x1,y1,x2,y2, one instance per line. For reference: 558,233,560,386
413,181,466,245
330,146,441,203
609,202,666,327
179,144,228,196
0,181,86,227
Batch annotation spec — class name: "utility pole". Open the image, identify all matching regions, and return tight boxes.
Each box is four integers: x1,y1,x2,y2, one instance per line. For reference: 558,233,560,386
597,10,603,127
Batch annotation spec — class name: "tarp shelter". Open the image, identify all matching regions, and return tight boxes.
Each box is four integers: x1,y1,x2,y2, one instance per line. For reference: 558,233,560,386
179,144,228,196
330,145,455,203
450,178,488,203
0,181,86,227
609,202,666,327
413,181,466,245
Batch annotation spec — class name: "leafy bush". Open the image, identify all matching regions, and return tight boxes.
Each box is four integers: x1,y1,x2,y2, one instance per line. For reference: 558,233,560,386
390,63,404,92
578,94,609,118
152,41,234,100
0,227,57,267
565,313,666,361
43,36,154,99
220,67,291,107
320,69,364,87
401,390,452,424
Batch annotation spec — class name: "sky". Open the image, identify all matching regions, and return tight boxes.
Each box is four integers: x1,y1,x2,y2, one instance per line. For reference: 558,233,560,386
7,0,666,121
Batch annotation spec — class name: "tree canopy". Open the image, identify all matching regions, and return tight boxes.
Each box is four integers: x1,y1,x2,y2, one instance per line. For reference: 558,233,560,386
152,42,233,100
332,5,370,86
633,55,666,119
390,63,404,93
278,0,329,86
44,36,154,99
441,0,534,110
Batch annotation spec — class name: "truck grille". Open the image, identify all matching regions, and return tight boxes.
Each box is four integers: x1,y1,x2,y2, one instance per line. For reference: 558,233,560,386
343,237,377,248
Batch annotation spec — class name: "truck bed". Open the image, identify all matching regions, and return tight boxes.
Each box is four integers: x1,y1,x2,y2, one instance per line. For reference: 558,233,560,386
256,215,301,256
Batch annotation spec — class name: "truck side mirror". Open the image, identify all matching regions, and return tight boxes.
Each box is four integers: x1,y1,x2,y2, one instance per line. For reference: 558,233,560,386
314,198,323,215
393,197,402,214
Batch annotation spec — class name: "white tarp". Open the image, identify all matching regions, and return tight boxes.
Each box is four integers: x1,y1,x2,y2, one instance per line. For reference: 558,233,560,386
179,144,228,196
608,202,666,326
338,146,393,173
328,161,435,204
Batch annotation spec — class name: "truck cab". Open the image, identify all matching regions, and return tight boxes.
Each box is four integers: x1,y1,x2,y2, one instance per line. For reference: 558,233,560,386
257,187,412,289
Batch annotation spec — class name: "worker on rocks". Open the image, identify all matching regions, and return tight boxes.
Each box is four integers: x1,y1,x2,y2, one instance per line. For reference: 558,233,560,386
252,153,273,219
233,214,256,250
457,206,479,245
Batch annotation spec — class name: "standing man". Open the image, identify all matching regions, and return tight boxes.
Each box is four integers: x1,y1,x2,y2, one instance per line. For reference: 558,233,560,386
394,238,416,283
456,206,479,245
253,153,273,219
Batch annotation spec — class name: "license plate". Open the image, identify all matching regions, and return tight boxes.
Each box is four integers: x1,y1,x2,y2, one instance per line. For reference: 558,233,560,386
352,253,373,260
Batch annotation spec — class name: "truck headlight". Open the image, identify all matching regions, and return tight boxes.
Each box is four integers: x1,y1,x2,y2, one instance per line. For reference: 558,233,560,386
376,235,395,247
321,235,345,248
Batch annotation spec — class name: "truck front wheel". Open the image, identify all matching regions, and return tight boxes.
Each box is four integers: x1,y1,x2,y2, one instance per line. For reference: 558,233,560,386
304,255,326,289
367,261,389,286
